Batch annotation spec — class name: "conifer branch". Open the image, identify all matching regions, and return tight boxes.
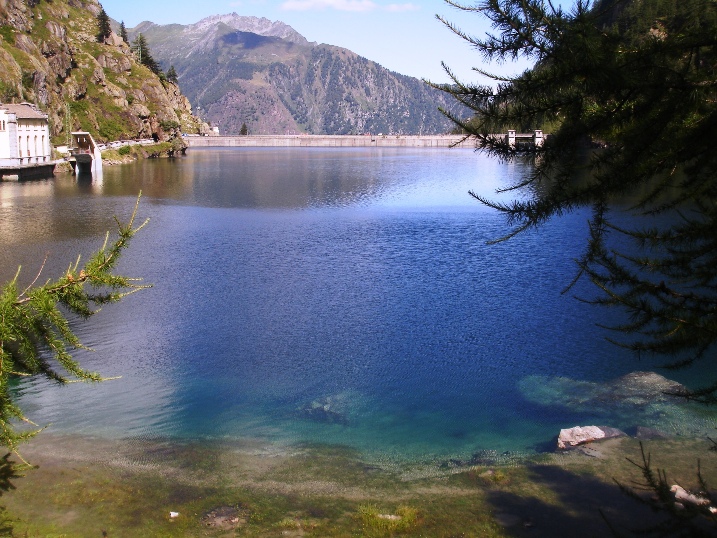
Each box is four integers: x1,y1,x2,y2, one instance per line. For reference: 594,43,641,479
0,193,150,454
435,0,717,399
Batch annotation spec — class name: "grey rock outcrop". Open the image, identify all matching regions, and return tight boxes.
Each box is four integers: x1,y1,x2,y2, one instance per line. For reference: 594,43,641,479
0,0,201,141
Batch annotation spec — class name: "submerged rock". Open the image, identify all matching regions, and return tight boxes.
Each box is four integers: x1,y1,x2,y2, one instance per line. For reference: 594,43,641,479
557,425,626,449
518,371,714,438
520,371,687,409
298,401,349,425
296,394,354,426
601,372,687,404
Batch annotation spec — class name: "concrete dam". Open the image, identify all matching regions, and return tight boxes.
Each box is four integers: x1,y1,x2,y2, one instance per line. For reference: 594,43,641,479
184,134,476,149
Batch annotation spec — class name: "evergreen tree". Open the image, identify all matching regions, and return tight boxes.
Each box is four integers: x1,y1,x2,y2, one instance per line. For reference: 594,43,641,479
131,33,161,76
433,0,717,399
119,21,128,44
240,123,248,135
0,196,149,458
166,65,178,85
96,8,112,43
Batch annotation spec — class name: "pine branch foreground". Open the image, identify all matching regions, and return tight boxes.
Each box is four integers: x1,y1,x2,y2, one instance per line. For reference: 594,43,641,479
602,442,717,536
0,194,149,457
431,0,717,399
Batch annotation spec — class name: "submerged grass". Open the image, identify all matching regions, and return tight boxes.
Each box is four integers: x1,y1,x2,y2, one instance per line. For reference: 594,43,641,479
0,435,716,536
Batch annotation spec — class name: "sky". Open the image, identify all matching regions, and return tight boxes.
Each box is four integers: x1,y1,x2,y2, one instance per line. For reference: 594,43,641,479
99,0,534,84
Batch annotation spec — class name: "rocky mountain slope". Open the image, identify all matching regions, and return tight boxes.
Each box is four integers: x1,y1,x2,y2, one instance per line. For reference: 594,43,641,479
132,14,464,136
0,0,201,144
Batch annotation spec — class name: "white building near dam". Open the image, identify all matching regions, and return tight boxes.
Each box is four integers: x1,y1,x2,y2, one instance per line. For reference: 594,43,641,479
0,102,54,180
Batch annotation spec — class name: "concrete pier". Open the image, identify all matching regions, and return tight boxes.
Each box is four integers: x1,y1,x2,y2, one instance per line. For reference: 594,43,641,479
185,134,476,149
0,162,56,181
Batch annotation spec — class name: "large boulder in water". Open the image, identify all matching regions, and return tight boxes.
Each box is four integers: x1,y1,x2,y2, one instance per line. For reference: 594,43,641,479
557,425,627,449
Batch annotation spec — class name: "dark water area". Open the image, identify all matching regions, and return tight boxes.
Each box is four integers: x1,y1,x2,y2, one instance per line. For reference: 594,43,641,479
0,147,711,466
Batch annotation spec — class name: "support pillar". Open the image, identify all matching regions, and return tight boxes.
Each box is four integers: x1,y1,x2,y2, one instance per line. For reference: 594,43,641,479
534,129,544,147
506,129,516,148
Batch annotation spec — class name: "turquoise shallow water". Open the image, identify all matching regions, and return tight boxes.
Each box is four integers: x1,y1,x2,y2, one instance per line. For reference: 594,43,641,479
1,147,710,465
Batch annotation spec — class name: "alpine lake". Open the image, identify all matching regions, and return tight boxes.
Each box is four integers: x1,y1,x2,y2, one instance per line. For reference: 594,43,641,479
0,147,715,537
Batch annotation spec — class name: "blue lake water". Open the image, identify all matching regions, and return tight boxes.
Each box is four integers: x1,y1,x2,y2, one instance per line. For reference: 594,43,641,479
0,147,707,465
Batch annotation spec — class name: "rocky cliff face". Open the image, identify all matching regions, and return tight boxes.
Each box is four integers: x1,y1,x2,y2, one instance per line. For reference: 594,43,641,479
135,14,465,136
0,0,201,143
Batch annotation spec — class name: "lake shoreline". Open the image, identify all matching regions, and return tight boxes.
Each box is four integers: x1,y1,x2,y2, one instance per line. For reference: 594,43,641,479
3,432,715,536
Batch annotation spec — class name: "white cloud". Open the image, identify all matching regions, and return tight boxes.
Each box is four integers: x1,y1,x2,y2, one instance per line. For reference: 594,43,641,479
281,0,377,11
385,2,419,11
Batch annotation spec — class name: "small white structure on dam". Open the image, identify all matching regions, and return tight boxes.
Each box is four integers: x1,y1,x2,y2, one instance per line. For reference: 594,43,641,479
69,131,103,176
506,129,544,148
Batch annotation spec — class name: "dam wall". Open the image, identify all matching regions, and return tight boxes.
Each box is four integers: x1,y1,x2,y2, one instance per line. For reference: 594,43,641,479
185,135,476,149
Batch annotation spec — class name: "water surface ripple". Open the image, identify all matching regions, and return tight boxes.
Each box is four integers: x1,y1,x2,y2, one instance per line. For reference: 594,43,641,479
0,147,691,465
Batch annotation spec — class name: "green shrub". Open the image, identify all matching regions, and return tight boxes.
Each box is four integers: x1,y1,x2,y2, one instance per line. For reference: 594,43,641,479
98,120,125,142
69,100,89,114
21,71,34,90
0,82,19,102
358,504,419,535
118,145,131,156
159,120,180,131
0,26,15,44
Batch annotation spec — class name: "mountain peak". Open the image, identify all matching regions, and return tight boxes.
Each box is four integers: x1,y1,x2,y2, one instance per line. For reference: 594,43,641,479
135,13,465,135
186,13,310,45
